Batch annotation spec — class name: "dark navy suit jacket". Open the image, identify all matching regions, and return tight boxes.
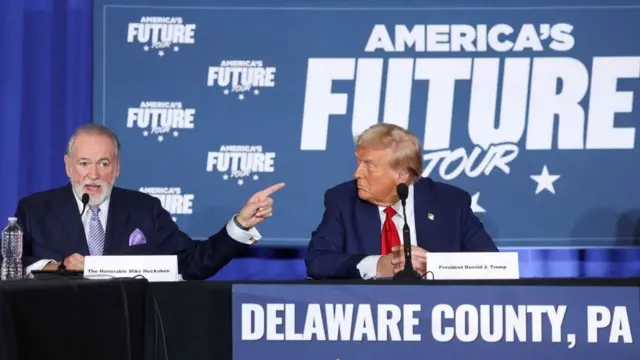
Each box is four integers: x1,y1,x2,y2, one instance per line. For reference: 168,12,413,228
305,178,498,279
14,184,249,280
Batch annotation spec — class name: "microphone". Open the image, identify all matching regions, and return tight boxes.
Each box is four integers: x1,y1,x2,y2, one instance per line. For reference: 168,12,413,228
80,193,90,216
58,193,89,272
392,183,422,281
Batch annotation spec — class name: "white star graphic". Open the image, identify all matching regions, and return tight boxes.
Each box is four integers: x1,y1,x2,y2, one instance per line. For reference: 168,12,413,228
530,165,561,194
223,89,230,95
173,131,179,137
173,46,179,52
142,130,149,137
238,94,245,100
157,135,164,143
171,217,177,222
222,174,229,180
237,179,244,186
158,50,165,57
470,192,485,213
253,89,260,95
252,174,259,181
143,45,149,51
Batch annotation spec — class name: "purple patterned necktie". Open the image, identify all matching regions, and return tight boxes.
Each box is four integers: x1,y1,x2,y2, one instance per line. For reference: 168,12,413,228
88,207,105,256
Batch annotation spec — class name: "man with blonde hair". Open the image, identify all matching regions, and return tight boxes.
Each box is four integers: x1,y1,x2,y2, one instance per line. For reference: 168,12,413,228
305,123,497,279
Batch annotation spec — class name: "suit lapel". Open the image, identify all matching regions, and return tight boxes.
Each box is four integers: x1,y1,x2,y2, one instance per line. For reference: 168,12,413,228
355,198,382,254
413,179,438,250
58,184,90,256
103,187,130,255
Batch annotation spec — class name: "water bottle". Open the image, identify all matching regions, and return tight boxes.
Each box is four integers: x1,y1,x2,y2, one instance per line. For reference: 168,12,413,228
1,217,23,280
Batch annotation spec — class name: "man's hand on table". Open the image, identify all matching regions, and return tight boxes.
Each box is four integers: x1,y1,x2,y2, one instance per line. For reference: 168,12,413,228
42,253,85,271
63,253,85,270
391,245,428,275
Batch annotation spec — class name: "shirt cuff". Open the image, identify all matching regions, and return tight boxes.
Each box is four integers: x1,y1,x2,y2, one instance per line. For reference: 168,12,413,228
225,216,261,245
356,255,381,279
25,259,55,275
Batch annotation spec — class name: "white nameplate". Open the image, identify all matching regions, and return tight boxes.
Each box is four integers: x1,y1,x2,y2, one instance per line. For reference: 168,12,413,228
84,255,179,282
426,252,519,280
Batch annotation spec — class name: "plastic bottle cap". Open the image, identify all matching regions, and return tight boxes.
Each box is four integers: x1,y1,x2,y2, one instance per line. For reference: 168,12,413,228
7,217,17,222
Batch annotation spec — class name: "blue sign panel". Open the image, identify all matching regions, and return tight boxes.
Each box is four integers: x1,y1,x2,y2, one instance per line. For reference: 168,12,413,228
232,284,640,359
94,0,640,247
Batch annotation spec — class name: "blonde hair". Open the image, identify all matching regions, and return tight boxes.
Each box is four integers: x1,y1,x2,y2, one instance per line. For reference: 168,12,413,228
355,124,423,182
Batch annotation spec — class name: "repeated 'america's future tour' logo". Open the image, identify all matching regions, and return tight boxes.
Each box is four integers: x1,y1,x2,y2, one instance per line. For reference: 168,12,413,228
126,16,196,56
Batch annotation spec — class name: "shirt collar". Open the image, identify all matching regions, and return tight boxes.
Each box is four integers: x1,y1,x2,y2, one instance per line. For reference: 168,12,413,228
73,192,110,215
378,184,414,218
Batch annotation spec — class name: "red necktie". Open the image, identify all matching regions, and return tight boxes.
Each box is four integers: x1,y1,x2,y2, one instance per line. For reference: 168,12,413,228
381,206,401,255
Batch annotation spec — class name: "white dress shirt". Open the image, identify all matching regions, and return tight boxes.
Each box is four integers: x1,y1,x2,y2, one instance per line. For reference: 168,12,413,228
24,193,260,274
356,184,417,279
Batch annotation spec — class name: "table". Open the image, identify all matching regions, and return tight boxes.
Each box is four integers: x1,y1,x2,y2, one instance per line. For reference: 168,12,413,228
151,281,233,360
149,278,640,360
0,278,156,360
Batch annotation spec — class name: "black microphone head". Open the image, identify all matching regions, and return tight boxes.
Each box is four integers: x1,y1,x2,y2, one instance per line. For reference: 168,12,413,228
397,183,409,201
81,193,90,205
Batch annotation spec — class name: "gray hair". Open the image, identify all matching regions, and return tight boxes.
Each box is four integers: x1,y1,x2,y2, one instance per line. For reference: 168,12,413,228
355,123,423,183
66,123,121,158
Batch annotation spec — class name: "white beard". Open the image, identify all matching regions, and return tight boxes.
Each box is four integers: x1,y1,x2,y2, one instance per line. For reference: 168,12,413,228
71,178,115,207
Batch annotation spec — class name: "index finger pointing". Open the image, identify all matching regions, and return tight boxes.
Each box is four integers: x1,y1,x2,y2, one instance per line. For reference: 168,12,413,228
260,182,286,197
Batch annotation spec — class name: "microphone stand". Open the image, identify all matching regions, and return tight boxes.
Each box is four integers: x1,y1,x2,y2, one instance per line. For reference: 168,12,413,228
58,193,89,272
392,197,422,281
57,262,67,272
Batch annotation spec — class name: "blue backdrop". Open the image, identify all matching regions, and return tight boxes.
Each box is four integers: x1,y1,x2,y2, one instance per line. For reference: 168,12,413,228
1,0,639,279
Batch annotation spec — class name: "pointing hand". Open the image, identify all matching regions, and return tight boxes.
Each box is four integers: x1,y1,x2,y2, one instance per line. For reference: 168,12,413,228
236,182,286,229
